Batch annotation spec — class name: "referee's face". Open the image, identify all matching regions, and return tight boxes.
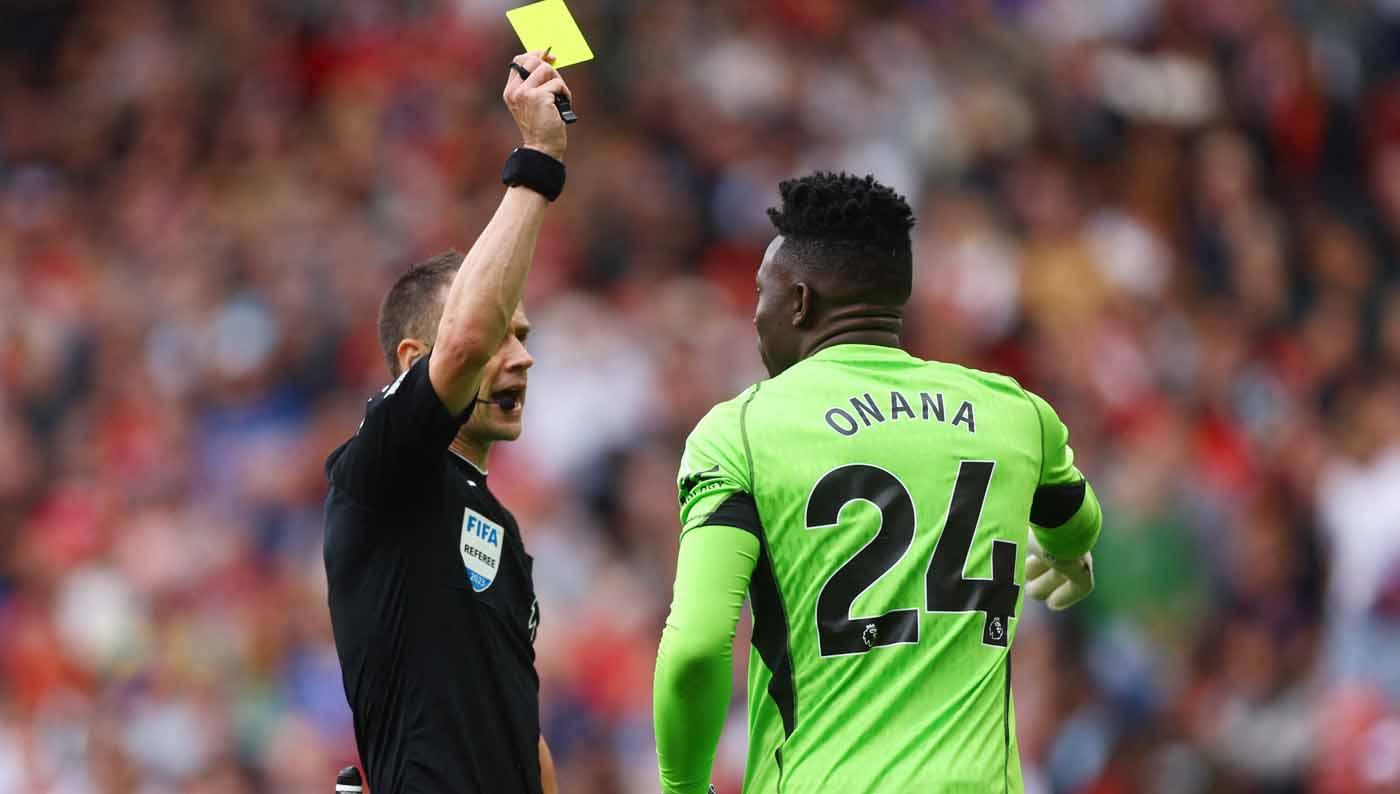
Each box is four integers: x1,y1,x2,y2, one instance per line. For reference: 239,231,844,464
462,306,533,442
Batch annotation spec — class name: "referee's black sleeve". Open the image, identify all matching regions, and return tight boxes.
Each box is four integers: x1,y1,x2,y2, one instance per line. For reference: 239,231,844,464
327,355,470,506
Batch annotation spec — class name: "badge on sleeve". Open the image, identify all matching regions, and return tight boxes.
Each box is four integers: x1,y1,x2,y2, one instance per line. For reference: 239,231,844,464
460,508,503,592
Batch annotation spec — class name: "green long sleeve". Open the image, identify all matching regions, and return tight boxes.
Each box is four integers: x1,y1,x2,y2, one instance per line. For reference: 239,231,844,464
1025,389,1102,559
654,523,760,794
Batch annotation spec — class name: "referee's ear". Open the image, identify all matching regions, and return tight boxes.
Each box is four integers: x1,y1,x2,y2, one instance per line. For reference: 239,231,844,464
396,338,432,377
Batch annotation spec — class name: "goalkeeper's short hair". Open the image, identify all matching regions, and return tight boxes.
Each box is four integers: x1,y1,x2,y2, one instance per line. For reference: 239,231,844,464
766,172,916,306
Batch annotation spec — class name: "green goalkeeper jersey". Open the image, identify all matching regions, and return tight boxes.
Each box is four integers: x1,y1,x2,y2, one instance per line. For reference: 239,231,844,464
671,344,1099,793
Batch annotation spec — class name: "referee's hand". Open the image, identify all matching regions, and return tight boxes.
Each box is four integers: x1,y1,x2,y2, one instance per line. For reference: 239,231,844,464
504,51,571,161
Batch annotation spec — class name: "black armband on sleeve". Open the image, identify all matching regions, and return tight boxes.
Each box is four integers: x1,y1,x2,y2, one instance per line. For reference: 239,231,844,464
699,492,762,537
1030,479,1087,528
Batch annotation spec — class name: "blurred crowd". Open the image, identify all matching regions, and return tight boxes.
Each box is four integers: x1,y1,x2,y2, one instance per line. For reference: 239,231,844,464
3,0,1400,791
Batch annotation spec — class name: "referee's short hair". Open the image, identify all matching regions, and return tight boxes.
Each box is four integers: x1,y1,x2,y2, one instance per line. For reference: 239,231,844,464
378,250,463,376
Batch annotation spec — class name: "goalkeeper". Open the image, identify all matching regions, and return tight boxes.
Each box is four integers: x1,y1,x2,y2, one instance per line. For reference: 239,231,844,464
653,173,1101,793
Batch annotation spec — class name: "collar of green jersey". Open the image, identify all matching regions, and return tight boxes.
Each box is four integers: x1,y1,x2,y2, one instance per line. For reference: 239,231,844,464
808,343,913,363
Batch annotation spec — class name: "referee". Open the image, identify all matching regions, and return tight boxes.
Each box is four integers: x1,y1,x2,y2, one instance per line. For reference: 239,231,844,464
323,52,569,794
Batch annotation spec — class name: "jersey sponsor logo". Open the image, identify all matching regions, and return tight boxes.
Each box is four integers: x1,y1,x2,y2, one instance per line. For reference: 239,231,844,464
823,391,976,437
460,507,503,592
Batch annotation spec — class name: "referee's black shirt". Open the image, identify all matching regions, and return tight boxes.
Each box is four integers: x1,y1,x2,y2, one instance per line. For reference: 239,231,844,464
323,356,542,794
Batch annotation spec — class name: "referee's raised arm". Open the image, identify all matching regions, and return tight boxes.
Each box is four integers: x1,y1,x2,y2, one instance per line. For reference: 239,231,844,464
427,50,572,417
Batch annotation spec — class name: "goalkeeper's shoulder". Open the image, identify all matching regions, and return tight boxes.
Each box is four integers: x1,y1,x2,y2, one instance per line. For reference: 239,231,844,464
684,383,762,447
678,383,764,503
914,356,1028,395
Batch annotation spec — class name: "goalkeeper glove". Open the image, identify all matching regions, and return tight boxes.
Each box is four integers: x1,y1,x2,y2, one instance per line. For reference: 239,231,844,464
1025,535,1094,610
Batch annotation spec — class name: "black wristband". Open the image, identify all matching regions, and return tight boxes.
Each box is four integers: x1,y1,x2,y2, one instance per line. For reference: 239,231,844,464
501,147,565,201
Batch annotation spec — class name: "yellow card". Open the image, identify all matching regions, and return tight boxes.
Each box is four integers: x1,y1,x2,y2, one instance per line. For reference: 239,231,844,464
506,0,594,69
